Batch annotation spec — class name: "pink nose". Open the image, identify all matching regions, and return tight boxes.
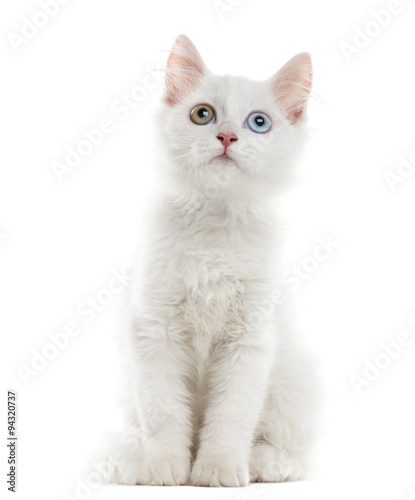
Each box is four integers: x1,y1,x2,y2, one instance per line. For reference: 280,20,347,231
217,133,238,151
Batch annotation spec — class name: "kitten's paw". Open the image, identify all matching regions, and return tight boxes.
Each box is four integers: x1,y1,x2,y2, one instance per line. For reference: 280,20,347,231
103,445,190,485
249,443,306,483
191,454,249,487
135,454,191,485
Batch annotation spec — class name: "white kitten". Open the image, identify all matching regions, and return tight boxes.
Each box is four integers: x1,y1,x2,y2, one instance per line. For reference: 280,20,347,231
104,34,320,487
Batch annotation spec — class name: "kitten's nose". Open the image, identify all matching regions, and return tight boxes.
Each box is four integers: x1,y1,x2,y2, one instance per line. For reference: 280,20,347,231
217,133,238,151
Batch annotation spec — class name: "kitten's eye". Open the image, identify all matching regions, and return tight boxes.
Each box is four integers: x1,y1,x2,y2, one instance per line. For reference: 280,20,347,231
246,112,272,134
190,104,215,125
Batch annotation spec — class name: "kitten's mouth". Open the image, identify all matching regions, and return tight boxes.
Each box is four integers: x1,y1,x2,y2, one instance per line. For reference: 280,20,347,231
213,152,236,164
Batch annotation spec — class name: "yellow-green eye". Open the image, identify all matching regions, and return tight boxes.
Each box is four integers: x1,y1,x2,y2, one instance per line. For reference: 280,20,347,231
190,104,215,125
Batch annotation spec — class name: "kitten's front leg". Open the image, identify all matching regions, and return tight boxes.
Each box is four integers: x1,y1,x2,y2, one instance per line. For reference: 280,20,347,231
191,324,277,487
122,318,194,486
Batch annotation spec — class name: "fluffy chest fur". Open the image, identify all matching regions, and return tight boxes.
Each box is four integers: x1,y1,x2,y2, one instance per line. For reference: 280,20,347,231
139,196,275,355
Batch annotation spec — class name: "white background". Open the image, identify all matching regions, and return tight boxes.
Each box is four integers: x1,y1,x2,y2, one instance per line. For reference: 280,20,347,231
1,0,415,499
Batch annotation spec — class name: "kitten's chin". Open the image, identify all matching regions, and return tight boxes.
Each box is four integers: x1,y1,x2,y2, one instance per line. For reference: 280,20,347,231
209,155,237,168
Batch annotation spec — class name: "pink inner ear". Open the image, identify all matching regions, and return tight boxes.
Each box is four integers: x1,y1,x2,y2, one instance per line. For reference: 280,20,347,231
165,35,206,106
272,52,312,124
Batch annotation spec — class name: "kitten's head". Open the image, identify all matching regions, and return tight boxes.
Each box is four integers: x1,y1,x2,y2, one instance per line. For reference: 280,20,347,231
158,35,312,200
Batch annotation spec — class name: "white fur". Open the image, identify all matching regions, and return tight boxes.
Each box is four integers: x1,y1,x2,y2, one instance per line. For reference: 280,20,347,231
103,35,320,487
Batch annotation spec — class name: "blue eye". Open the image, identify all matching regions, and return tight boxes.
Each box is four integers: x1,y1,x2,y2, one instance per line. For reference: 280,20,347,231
246,112,272,134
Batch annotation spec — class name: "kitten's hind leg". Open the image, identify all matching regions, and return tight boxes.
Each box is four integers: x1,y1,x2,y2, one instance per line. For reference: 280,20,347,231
250,338,321,483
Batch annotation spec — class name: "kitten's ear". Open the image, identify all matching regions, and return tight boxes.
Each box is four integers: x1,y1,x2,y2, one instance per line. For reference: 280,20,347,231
271,52,312,124
165,35,206,106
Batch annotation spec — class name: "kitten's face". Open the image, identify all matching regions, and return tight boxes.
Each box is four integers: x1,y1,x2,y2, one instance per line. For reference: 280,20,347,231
159,35,312,198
